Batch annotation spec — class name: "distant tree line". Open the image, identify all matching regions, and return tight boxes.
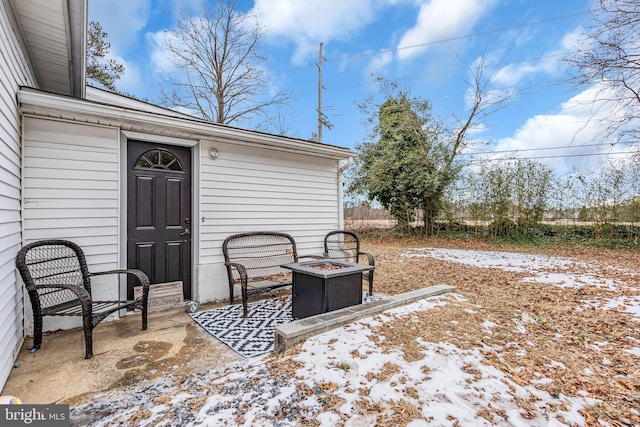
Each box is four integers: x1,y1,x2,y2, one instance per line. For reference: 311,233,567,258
346,157,640,246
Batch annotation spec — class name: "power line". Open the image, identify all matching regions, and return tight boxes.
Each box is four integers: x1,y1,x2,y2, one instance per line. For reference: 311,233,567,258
324,53,568,91
466,150,635,163
325,12,588,64
281,11,588,74
460,142,611,156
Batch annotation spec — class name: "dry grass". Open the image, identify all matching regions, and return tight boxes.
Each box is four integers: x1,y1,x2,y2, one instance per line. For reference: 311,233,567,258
357,236,640,426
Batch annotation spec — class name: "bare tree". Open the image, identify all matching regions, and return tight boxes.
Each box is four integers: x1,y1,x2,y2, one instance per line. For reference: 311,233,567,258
158,0,288,129
568,0,640,144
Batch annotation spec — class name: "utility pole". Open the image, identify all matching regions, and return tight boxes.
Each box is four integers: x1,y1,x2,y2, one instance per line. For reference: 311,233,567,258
315,43,333,143
317,42,323,143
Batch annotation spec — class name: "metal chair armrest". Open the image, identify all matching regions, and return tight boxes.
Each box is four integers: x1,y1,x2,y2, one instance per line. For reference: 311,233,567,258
90,269,150,286
360,251,375,266
226,262,249,285
226,262,251,317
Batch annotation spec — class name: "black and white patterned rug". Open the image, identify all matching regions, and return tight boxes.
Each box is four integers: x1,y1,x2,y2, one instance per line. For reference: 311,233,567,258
191,294,382,358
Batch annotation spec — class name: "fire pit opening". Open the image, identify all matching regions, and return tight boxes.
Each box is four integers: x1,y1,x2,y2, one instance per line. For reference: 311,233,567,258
308,262,345,271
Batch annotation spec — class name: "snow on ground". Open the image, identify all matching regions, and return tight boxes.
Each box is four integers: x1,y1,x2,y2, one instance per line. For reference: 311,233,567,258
402,248,620,291
404,248,640,322
71,248,639,426
284,298,599,427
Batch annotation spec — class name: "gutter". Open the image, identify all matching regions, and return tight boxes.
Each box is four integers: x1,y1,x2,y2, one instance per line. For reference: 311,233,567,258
337,157,354,229
18,88,356,161
68,0,87,99
339,157,354,173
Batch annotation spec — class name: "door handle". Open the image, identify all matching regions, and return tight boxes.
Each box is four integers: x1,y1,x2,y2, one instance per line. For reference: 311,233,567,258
180,229,191,236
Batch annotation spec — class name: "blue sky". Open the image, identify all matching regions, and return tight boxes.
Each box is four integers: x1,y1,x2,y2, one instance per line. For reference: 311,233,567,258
88,0,635,177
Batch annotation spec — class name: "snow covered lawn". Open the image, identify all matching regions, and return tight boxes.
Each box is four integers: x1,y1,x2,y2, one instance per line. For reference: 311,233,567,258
71,245,640,426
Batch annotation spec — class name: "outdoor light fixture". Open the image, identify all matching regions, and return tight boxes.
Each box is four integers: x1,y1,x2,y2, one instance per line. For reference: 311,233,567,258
209,147,219,159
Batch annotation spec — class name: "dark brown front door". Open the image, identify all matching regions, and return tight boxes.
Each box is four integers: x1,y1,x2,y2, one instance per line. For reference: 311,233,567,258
127,140,192,300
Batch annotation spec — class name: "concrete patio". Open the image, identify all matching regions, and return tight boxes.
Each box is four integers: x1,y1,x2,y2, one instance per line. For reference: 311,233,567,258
1,285,456,406
1,301,242,405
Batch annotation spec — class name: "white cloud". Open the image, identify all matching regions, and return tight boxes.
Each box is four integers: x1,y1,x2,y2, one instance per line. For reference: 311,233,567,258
147,30,178,75
560,25,585,52
249,0,391,64
365,50,394,76
155,0,201,19
86,49,143,94
395,0,498,61
88,0,152,52
110,55,143,93
506,24,537,48
487,84,633,176
464,84,518,111
491,27,583,87
492,62,547,87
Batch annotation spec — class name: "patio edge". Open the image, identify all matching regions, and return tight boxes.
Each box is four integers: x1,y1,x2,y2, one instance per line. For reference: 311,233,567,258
274,284,456,353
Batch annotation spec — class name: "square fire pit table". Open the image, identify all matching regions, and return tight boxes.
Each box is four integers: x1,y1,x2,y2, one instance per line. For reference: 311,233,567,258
281,259,375,319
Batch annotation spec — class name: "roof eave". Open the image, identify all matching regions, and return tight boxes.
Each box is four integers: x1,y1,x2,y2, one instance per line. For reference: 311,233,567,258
8,0,87,97
68,0,87,98
18,88,356,160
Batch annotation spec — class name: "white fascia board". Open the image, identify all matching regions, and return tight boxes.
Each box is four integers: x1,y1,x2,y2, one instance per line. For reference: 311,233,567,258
68,0,87,99
18,88,356,160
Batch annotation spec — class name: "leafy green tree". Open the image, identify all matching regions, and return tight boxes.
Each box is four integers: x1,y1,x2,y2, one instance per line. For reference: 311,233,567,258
481,162,515,237
578,205,590,221
349,80,456,234
475,159,552,238
513,160,553,234
86,21,124,91
590,163,625,226
349,60,510,235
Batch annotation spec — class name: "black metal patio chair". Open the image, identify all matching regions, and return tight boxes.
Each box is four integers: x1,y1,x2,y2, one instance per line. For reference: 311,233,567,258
15,239,150,358
323,230,375,295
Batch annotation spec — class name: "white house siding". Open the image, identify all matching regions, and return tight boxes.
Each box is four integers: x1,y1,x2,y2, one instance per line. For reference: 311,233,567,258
0,0,37,390
17,88,353,308
197,140,341,302
22,116,121,333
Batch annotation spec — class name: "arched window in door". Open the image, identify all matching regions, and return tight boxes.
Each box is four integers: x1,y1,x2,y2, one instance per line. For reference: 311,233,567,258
134,148,184,173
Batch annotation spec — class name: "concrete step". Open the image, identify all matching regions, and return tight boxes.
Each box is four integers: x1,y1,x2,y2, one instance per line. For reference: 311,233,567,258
274,284,455,352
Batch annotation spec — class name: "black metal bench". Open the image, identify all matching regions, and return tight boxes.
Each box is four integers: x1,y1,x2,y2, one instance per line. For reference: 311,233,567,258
222,231,320,318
